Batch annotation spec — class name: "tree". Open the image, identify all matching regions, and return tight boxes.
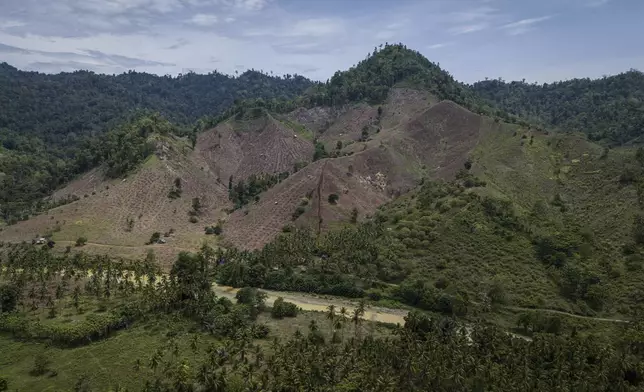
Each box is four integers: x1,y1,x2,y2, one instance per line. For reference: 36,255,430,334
271,297,298,318
328,194,339,204
32,354,50,376
147,232,161,244
350,207,358,224
0,284,19,313
192,197,202,214
75,237,88,247
634,214,644,244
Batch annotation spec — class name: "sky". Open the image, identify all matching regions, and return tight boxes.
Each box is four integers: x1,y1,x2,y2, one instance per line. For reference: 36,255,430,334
0,0,642,83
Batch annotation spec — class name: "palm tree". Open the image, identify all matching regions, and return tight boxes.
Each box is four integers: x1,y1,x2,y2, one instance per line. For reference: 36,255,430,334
326,304,336,330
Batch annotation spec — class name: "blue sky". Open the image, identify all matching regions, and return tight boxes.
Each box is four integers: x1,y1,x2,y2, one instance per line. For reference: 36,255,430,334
0,0,641,83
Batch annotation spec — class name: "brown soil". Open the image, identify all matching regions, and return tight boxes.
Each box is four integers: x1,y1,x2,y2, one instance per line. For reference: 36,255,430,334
0,89,487,260
195,113,314,183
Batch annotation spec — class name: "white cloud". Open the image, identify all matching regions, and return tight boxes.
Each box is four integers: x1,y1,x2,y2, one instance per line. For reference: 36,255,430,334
288,18,344,37
0,20,26,30
224,17,236,23
449,23,488,35
501,15,553,35
211,0,270,11
190,13,218,26
427,42,451,50
450,6,497,23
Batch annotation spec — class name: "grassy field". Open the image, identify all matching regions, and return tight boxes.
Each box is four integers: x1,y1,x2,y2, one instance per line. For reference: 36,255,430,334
0,303,393,392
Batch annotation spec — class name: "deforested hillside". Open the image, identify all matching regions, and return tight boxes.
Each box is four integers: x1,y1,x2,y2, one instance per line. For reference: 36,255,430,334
0,132,230,265
195,110,314,183
216,121,644,322
0,65,312,223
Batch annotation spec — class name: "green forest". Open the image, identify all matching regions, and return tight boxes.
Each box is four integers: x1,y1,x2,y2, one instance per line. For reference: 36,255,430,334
2,41,644,391
472,71,644,144
1,244,643,391
0,65,311,223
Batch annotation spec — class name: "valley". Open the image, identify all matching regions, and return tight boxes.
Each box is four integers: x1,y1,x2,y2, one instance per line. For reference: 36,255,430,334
1,43,644,390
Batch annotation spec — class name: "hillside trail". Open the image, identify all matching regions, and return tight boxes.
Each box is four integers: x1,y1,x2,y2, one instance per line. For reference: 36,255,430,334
54,240,196,253
502,305,630,323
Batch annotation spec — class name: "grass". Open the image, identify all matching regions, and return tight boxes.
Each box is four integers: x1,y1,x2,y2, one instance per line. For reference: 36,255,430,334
0,316,211,392
277,117,315,141
362,122,644,325
0,299,394,392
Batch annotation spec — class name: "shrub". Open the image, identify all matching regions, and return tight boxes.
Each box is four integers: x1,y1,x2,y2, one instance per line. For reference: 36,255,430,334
0,376,7,391
251,323,270,339
75,237,87,247
235,288,267,312
328,194,339,204
147,232,161,244
192,197,202,213
620,167,638,185
292,206,306,220
205,225,222,235
634,214,644,244
350,207,358,224
0,284,19,313
32,354,50,376
189,216,198,223
488,279,508,305
271,297,298,319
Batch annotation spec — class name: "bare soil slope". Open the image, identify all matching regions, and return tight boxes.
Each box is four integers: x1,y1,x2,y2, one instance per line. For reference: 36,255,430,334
222,94,486,249
195,112,314,182
0,88,488,258
0,137,230,266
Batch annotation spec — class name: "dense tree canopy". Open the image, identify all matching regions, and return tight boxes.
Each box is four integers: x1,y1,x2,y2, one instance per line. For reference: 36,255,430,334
472,70,644,144
0,64,312,223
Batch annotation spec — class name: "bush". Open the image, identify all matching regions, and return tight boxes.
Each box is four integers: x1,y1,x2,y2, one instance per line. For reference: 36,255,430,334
75,237,87,247
189,216,198,223
147,232,161,244
0,312,128,347
271,297,298,319
292,206,306,220
205,225,222,235
0,284,19,313
0,376,7,391
32,354,50,376
251,323,270,339
350,207,358,224
235,288,267,313
328,194,339,204
620,167,638,185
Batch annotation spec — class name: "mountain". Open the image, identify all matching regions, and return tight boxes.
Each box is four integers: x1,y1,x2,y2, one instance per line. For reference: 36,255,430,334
0,64,312,222
2,43,644,321
472,70,644,144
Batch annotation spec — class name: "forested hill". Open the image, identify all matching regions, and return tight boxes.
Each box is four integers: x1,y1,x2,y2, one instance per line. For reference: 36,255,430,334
0,63,312,223
472,70,644,145
207,44,520,127
0,62,312,147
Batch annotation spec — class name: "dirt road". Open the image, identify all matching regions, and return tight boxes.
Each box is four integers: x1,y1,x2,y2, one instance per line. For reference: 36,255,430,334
212,284,408,324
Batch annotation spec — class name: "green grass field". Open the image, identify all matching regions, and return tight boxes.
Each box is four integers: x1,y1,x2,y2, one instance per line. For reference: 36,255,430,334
0,300,392,392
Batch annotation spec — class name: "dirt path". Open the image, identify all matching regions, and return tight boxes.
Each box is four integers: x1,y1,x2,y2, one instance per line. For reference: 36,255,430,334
503,306,630,323
54,240,196,253
212,284,408,325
